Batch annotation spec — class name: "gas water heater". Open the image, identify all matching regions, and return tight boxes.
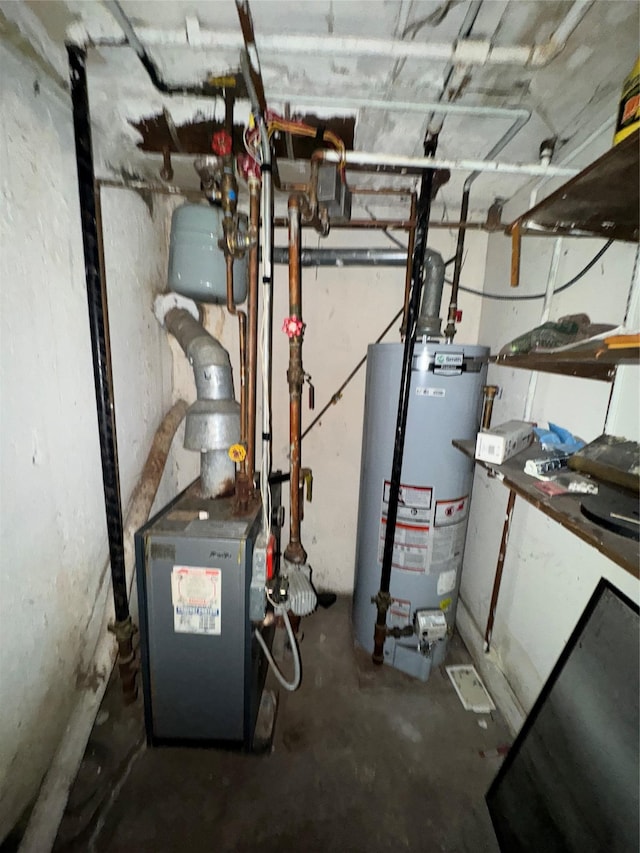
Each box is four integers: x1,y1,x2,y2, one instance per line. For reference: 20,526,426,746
353,340,488,681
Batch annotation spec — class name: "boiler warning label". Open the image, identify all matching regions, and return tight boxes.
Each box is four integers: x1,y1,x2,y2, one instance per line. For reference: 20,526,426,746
171,566,221,635
378,481,433,573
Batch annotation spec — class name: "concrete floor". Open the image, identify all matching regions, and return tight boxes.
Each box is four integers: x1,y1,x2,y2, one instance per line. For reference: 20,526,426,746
55,598,510,853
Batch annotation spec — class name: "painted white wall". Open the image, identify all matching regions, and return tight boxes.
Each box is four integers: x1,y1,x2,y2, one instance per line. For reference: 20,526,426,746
459,131,640,720
0,44,196,842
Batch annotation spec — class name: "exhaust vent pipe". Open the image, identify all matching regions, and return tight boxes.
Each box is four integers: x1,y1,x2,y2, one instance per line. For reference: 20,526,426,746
416,249,446,339
155,294,240,497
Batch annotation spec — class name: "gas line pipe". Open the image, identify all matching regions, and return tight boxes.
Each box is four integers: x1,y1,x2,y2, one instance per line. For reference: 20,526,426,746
67,43,135,703
372,133,439,665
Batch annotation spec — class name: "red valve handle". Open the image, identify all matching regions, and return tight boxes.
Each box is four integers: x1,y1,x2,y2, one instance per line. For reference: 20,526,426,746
282,316,304,338
212,130,232,156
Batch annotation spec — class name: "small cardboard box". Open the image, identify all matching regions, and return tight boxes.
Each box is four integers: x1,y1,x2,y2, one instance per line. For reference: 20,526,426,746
475,420,533,465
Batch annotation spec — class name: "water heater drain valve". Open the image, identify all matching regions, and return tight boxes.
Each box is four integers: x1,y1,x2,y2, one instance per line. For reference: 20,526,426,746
414,609,447,655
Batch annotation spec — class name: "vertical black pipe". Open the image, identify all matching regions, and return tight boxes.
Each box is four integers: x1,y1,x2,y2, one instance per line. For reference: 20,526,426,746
445,186,470,341
373,136,438,664
67,45,129,626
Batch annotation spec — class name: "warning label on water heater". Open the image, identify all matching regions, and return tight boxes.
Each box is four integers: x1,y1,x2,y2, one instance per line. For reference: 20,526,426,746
378,481,433,573
171,566,222,635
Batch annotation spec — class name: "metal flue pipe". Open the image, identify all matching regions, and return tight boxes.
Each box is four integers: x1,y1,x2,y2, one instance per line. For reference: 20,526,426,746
372,135,439,665
67,44,136,703
283,196,307,565
416,250,446,339
162,305,240,498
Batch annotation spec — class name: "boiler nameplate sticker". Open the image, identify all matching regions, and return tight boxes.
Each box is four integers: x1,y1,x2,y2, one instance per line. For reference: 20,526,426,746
171,566,222,635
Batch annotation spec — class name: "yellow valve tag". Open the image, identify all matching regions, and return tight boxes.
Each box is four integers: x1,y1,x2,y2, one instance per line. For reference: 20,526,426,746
304,470,313,503
208,74,237,88
229,444,247,463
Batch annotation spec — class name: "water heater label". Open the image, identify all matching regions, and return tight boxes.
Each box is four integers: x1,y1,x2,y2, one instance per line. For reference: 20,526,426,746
416,387,446,397
379,481,433,573
389,598,412,628
437,569,457,596
434,352,463,375
171,566,222,635
434,496,469,526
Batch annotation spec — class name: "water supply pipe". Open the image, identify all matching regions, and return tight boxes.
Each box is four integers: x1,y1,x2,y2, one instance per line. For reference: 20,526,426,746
67,43,136,703
481,386,499,430
246,177,260,485
283,196,307,565
444,106,532,340
225,254,251,506
372,133,439,665
236,1,276,536
401,193,418,338
83,1,592,69
318,148,576,179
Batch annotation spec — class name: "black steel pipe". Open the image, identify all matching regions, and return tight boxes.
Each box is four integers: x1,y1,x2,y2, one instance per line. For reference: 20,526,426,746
68,44,129,625
373,135,439,665
444,187,469,340
273,247,408,267
68,46,137,705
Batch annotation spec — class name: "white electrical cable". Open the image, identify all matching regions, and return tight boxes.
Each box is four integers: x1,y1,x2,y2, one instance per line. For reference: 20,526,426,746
255,595,302,692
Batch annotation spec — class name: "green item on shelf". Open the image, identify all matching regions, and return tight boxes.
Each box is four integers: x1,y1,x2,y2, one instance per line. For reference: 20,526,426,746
500,314,591,355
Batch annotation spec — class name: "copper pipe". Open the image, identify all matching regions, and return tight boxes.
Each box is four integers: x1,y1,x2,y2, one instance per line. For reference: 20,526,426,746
246,178,260,485
225,254,248,481
484,489,516,651
444,186,470,341
400,193,418,339
481,385,499,430
283,195,307,565
510,221,522,287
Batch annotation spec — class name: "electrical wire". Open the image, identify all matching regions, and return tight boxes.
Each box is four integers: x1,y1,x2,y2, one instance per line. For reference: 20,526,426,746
255,592,302,692
452,239,613,301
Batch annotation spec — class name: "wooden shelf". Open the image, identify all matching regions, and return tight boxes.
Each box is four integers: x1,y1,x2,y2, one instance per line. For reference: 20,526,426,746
509,129,640,241
453,439,639,578
490,339,640,381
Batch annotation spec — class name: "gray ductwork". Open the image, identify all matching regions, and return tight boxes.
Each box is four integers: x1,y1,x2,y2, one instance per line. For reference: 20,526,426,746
416,249,446,339
158,299,240,497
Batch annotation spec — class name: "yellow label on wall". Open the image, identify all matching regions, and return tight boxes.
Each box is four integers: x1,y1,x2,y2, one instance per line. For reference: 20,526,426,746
440,597,452,613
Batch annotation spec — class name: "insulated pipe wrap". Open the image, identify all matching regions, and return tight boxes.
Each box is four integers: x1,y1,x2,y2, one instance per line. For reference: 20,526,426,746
416,249,446,338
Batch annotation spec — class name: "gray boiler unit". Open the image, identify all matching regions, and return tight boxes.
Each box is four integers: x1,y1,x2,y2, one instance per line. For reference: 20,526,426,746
353,341,488,680
135,486,270,748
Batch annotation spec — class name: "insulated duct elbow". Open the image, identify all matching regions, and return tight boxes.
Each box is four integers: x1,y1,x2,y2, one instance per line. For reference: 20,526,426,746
156,297,240,498
416,249,446,339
